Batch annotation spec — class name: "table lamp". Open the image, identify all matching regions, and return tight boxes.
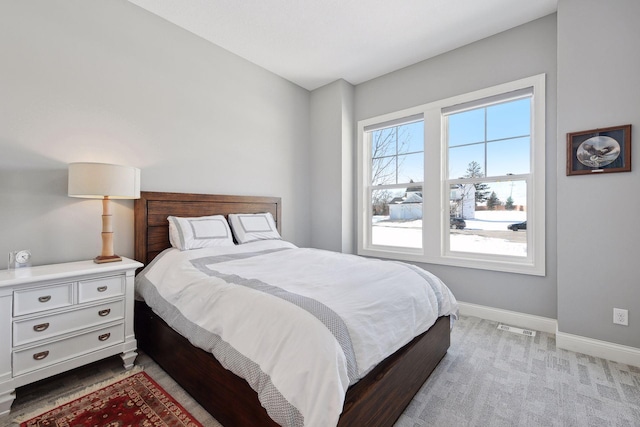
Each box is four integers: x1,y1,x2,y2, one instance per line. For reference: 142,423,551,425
68,162,140,263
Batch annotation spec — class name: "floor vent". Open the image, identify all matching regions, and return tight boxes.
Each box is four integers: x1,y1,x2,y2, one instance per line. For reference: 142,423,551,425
497,323,537,337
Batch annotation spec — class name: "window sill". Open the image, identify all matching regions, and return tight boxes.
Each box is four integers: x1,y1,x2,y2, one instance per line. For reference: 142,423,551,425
358,246,545,276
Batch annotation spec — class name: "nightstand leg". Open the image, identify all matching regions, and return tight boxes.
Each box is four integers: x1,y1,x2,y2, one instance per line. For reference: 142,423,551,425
121,350,138,370
0,389,15,417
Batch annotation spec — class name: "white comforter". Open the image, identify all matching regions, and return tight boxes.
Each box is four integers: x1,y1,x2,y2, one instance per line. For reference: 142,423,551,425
135,240,457,427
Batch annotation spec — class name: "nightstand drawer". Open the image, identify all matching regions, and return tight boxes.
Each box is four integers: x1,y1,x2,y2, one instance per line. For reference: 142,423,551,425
13,283,73,316
13,300,125,347
78,276,123,303
13,323,125,376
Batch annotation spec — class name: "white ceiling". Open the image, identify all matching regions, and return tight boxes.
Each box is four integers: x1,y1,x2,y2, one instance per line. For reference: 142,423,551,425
127,0,557,91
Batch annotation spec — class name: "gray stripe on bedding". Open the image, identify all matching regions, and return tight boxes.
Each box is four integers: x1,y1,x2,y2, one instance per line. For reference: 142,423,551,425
190,249,359,384
191,247,289,264
135,255,304,427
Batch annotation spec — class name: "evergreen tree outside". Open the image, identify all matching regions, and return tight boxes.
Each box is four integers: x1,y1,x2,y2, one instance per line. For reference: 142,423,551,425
505,196,514,210
487,191,501,210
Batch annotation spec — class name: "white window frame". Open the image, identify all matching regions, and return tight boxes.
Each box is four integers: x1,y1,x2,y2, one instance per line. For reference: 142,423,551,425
357,74,545,276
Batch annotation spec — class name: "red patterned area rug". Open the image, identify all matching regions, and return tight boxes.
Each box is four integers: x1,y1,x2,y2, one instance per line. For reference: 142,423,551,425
18,371,203,427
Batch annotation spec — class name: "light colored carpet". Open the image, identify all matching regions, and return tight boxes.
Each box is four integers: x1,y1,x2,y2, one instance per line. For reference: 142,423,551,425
396,315,640,427
3,315,639,426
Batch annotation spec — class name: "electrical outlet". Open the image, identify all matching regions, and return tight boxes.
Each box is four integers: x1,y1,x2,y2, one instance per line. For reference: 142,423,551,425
613,308,628,326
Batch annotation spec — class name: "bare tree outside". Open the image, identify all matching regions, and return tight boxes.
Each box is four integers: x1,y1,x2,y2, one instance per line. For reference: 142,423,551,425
371,126,414,214
371,126,411,185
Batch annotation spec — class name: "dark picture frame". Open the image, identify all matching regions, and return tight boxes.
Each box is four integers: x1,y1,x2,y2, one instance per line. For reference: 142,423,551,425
567,124,631,176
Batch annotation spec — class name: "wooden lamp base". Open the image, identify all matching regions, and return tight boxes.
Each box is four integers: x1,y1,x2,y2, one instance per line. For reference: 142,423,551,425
94,255,122,264
93,196,122,264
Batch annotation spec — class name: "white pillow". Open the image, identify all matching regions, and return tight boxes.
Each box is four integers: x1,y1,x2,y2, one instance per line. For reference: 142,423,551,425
228,212,281,244
168,215,234,250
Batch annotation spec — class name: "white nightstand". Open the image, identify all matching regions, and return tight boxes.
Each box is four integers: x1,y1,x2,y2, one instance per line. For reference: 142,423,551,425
0,257,143,416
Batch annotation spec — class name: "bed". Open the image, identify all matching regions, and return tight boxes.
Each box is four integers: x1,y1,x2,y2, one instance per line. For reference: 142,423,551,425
133,191,455,427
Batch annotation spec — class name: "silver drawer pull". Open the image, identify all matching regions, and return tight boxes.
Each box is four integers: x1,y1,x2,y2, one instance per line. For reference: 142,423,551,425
98,333,111,341
33,351,49,360
97,286,108,292
38,295,51,303
33,323,50,332
98,309,111,317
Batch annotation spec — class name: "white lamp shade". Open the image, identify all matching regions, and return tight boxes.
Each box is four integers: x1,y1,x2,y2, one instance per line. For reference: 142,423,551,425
68,162,140,199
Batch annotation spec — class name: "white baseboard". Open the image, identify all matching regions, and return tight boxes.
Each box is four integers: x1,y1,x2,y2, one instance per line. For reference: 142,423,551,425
457,301,557,334
556,330,640,367
457,301,640,367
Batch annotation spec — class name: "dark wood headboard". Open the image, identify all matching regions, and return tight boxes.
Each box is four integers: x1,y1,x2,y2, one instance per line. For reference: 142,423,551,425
134,191,282,266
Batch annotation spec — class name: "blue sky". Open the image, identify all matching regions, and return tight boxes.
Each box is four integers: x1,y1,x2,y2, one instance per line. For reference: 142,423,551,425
448,98,530,179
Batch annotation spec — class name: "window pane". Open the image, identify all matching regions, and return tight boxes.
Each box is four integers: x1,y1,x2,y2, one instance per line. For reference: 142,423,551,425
487,137,530,176
371,188,422,249
448,144,484,179
397,153,423,183
371,128,397,158
448,181,527,257
448,109,484,147
400,121,424,154
371,121,424,186
372,155,397,186
448,97,532,179
487,98,530,141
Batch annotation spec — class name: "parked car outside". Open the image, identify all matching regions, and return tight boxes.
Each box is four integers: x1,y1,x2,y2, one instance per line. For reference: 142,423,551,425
450,217,466,229
508,221,527,231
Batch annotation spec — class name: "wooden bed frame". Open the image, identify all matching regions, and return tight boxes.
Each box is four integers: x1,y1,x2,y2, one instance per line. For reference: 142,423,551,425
133,191,450,427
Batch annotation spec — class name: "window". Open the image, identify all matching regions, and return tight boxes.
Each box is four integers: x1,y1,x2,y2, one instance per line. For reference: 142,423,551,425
367,116,424,249
445,92,531,258
357,75,545,275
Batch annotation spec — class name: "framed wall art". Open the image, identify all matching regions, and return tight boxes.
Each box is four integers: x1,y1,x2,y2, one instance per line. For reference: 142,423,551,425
566,124,631,176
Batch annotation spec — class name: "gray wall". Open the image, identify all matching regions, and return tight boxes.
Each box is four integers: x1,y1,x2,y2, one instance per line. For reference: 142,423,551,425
557,0,640,348
0,0,311,268
309,80,355,253
354,15,559,319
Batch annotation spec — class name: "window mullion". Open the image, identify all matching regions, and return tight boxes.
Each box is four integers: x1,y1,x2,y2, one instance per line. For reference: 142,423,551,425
484,107,488,178
395,127,398,184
